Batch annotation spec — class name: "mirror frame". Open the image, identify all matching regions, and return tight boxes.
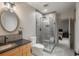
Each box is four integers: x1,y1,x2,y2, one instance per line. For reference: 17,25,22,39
0,8,20,33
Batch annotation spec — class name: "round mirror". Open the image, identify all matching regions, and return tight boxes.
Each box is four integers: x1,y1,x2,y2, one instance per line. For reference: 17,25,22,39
0,9,19,32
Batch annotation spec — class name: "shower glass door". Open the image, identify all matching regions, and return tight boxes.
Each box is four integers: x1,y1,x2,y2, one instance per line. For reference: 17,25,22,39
36,12,58,53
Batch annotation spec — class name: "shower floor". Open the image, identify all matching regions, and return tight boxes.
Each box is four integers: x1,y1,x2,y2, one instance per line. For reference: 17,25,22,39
43,42,56,53
42,37,55,53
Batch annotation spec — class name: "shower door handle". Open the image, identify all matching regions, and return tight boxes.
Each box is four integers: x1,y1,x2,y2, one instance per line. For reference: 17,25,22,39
40,28,41,31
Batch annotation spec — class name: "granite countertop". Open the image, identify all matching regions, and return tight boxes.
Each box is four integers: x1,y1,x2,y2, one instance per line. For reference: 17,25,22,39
0,39,31,54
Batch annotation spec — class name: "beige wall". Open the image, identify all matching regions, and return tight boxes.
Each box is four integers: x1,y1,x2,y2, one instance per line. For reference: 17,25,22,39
0,2,36,39
57,5,75,29
15,3,36,39
0,3,18,35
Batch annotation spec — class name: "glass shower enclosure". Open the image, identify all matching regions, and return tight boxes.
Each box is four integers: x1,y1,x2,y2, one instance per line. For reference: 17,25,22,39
36,11,58,53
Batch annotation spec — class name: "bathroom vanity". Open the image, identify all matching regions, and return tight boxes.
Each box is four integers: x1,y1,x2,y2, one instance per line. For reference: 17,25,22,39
0,39,32,56
0,3,32,56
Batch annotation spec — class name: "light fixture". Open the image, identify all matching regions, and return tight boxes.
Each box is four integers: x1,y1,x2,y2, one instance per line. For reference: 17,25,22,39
43,3,48,13
3,2,15,12
43,9,48,12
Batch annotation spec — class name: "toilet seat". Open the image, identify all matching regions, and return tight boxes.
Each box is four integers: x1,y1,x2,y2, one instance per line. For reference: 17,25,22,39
33,43,44,49
30,36,45,55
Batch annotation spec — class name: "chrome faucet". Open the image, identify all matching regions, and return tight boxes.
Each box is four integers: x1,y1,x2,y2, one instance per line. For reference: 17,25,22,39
4,36,8,44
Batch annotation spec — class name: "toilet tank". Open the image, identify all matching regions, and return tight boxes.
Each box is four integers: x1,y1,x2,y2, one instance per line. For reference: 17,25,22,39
29,36,36,45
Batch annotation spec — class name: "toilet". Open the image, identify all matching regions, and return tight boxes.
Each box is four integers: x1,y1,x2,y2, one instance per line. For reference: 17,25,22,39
29,36,44,56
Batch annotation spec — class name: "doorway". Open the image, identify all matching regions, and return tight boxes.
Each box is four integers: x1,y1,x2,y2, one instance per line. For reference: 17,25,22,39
59,18,75,50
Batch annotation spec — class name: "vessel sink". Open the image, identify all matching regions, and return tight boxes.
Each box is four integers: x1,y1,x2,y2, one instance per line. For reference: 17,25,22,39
0,43,16,51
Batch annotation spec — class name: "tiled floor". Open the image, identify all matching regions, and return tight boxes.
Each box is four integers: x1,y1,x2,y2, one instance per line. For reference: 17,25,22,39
43,38,74,56
59,38,70,48
32,38,74,56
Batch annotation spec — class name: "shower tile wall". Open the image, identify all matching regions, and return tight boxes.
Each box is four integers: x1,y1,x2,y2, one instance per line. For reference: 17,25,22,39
36,12,43,43
36,11,58,52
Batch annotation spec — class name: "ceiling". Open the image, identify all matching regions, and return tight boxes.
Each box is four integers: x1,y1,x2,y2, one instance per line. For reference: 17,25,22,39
27,2,75,14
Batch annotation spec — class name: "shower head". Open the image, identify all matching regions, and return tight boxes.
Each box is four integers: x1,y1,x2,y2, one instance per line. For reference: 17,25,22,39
42,16,46,18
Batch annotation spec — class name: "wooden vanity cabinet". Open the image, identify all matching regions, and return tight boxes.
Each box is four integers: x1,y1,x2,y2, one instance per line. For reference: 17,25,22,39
20,43,32,56
0,43,32,56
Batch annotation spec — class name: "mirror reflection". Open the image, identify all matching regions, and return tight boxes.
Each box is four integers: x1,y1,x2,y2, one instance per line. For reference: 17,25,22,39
0,9,19,32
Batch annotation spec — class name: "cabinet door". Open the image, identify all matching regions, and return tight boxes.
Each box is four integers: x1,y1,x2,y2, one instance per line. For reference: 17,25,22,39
0,43,32,56
22,46,27,56
0,48,20,56
26,43,32,56
22,43,32,56
25,47,32,56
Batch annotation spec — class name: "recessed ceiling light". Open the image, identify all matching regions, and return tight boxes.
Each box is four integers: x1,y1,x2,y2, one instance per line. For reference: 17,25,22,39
43,3,48,7
43,9,48,12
